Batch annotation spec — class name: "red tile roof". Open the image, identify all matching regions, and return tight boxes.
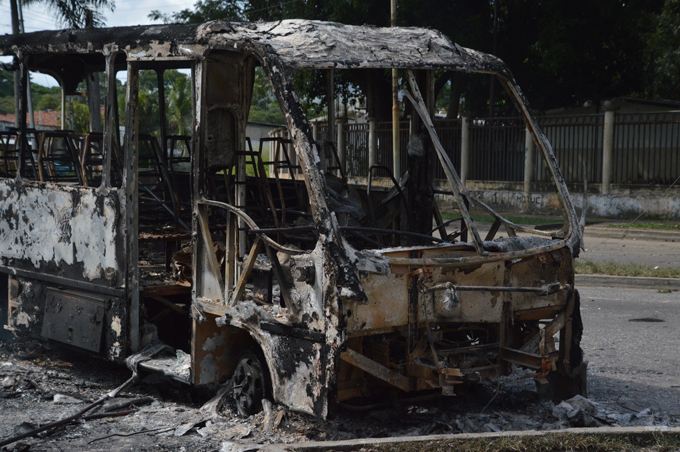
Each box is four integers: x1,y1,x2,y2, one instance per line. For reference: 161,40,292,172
0,110,61,128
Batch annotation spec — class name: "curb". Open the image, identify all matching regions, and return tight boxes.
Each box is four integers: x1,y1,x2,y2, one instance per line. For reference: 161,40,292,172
584,227,680,242
267,426,680,451
576,274,680,290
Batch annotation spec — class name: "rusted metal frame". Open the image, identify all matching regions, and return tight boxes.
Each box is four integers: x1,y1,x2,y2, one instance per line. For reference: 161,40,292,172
151,137,184,229
424,320,441,372
276,136,304,208
149,295,189,317
408,334,429,362
404,72,484,253
190,56,209,320
485,218,502,241
247,225,315,235
340,226,446,245
407,252,420,355
36,132,47,182
225,211,236,299
520,311,566,355
424,281,566,296
384,240,568,267
199,198,308,255
469,195,556,238
340,348,410,392
256,138,285,228
196,203,225,303
323,140,348,186
123,59,140,353
263,138,288,226
366,164,407,242
261,242,297,314
559,290,577,373
432,198,448,240
228,237,263,307
496,73,580,253
0,264,124,297
499,347,544,370
101,51,116,189
245,137,280,228
16,56,27,180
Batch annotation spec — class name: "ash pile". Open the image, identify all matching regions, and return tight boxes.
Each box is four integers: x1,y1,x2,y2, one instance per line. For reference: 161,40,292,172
0,340,678,452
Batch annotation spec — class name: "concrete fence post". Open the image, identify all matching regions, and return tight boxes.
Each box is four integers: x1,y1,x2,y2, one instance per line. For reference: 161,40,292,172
368,117,377,170
524,127,535,193
336,118,346,176
460,115,470,184
602,104,616,195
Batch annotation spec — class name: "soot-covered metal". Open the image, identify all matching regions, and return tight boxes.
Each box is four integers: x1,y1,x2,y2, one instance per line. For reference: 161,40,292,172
0,19,584,419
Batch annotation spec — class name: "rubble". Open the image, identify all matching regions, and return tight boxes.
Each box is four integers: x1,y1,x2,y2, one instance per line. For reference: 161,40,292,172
0,338,677,450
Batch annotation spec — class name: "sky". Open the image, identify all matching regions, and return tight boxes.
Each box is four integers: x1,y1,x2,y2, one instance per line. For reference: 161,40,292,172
0,0,193,85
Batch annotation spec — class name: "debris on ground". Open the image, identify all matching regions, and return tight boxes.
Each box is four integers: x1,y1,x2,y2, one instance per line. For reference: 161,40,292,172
0,339,677,451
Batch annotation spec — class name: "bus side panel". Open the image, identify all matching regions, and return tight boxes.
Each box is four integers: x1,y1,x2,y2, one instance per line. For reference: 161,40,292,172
0,180,124,285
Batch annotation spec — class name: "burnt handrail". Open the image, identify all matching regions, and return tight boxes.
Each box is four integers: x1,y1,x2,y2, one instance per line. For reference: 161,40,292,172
199,198,309,255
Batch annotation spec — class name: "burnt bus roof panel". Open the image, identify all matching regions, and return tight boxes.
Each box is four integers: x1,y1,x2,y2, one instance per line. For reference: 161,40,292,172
0,19,505,74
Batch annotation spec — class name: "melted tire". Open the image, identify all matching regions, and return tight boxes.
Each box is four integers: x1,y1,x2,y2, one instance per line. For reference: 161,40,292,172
233,350,268,416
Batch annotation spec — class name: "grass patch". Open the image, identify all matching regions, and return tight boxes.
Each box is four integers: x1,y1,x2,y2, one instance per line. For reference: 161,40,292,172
441,212,562,227
575,260,680,278
609,222,680,230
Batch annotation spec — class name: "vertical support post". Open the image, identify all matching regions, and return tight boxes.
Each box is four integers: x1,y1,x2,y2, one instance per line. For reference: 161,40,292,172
123,61,140,353
87,71,102,133
524,127,535,193
391,0,400,179
16,57,27,177
336,118,346,176
102,52,116,188
368,116,377,169
157,69,167,165
327,68,335,146
61,88,66,130
425,70,435,118
312,122,318,141
602,105,615,195
460,115,470,185
286,129,295,174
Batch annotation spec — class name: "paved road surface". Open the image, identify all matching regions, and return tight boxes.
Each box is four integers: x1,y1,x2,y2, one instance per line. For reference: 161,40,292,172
579,286,680,415
581,236,680,268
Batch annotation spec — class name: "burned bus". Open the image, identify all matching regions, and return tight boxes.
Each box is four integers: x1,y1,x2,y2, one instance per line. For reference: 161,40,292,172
0,20,585,418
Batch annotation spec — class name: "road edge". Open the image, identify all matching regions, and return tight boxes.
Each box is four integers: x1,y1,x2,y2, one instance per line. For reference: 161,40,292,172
576,274,680,290
268,426,680,451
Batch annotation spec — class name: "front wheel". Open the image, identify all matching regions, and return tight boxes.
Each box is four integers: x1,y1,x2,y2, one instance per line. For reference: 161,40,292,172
233,350,269,416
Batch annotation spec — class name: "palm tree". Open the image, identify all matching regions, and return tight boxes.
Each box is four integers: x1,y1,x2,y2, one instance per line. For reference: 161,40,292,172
167,76,191,137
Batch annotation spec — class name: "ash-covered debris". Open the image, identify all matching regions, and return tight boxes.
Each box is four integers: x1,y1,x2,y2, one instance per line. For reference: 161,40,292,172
0,338,678,450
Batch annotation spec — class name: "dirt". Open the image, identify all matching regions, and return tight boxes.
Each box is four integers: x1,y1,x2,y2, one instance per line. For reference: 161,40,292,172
0,337,677,452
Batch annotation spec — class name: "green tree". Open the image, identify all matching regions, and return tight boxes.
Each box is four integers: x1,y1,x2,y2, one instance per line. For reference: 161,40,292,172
647,0,680,99
167,75,192,135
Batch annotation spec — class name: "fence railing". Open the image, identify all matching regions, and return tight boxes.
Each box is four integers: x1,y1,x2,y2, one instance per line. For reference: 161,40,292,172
537,114,604,184
305,110,679,186
611,112,680,185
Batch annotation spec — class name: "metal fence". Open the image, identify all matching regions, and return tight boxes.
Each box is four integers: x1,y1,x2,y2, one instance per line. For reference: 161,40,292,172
468,117,525,182
612,112,680,185
345,123,369,177
314,111,679,186
537,114,604,184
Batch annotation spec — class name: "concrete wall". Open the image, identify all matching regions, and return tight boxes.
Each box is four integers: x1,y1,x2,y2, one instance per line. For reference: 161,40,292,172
348,176,680,220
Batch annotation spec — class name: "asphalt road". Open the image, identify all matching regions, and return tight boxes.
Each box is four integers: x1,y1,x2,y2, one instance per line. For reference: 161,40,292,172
579,286,680,415
581,236,680,268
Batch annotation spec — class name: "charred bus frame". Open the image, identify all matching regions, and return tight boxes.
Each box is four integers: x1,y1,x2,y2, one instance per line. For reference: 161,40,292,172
0,20,585,418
